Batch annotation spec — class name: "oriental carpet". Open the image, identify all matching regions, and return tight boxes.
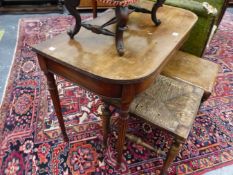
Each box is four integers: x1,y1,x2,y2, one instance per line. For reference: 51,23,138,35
0,11,232,175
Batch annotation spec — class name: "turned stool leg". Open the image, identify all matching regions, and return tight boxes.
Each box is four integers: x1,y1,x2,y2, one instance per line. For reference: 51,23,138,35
100,103,112,147
161,138,183,175
115,6,129,56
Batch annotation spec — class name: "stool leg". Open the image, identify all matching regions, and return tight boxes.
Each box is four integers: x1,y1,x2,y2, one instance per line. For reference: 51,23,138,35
115,6,129,56
101,103,111,147
65,0,82,38
161,138,183,175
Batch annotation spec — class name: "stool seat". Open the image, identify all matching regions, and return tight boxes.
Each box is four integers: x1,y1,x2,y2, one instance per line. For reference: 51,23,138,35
97,0,138,6
162,51,219,99
130,75,204,139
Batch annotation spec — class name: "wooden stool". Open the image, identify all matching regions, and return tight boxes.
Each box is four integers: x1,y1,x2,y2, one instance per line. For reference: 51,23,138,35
102,75,204,174
129,75,204,174
162,51,219,100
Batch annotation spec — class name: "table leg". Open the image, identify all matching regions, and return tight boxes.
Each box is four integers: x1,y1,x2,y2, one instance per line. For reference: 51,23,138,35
117,107,129,164
45,72,69,142
117,85,135,165
101,103,111,147
115,6,129,56
65,0,82,38
37,54,69,142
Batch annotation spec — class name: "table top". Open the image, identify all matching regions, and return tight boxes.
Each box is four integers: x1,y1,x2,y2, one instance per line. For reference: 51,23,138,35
32,1,197,84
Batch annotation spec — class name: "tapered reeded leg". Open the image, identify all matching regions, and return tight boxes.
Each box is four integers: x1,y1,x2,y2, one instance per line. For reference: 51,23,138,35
65,0,82,38
46,72,69,142
37,54,69,142
116,85,135,166
100,103,112,147
151,0,166,26
161,138,183,175
117,109,129,164
115,6,129,56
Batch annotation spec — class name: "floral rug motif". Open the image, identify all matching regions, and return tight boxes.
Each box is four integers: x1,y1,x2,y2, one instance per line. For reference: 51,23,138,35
0,11,233,175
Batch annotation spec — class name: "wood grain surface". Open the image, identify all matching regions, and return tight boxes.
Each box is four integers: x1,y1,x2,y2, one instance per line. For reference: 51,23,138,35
162,51,219,98
33,2,197,83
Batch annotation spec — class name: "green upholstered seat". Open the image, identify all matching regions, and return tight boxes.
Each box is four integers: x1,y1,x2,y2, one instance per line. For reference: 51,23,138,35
155,0,225,56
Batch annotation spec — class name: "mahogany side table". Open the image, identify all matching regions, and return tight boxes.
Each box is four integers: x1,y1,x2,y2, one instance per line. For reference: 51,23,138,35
32,2,197,165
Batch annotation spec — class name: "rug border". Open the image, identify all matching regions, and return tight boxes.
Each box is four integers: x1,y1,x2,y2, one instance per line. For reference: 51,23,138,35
196,160,233,175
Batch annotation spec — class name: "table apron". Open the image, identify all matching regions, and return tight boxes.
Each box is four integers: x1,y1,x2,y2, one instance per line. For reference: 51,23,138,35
42,57,157,99
46,59,123,98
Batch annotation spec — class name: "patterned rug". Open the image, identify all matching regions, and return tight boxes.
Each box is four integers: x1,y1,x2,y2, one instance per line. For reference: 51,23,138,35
0,10,232,175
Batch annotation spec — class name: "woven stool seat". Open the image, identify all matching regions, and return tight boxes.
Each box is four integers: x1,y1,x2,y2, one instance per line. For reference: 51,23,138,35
97,0,138,6
130,75,204,139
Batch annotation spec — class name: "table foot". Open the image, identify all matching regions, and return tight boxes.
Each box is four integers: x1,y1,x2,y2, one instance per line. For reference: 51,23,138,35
65,0,82,38
115,6,129,56
62,132,69,143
